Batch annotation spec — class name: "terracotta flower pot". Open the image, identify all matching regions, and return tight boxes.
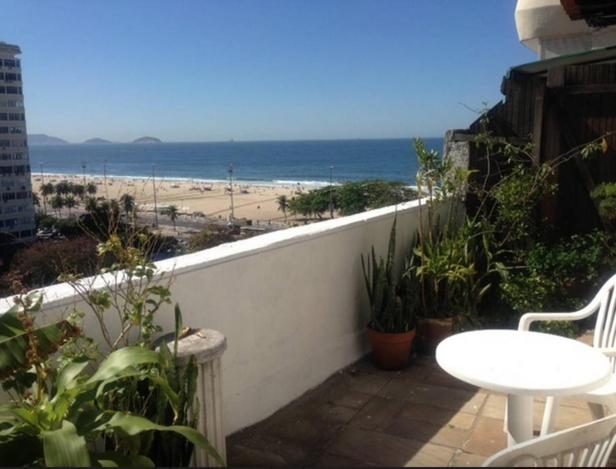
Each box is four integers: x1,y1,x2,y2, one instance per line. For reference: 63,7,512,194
417,317,453,354
367,325,416,370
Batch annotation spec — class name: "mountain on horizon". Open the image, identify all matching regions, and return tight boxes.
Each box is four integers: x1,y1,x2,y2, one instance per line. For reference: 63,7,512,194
28,133,68,145
84,137,113,144
132,136,162,144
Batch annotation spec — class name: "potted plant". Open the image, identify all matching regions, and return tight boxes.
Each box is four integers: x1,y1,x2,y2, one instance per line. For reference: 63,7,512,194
411,139,492,352
361,218,419,370
411,227,463,352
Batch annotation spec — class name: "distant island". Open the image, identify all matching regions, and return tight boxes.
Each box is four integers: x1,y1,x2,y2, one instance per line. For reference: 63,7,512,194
84,137,113,144
28,134,68,145
132,136,162,144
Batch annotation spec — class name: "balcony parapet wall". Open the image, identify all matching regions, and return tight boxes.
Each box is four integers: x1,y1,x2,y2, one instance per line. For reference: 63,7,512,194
0,198,452,434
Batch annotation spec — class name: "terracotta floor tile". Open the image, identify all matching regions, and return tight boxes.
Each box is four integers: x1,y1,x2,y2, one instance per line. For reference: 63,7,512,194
389,357,436,381
325,387,374,410
315,451,376,467
378,381,486,414
226,443,290,467
560,397,593,410
480,394,506,420
399,402,477,430
424,367,479,391
266,416,340,449
229,432,320,465
338,366,394,395
328,426,455,467
384,416,471,449
555,403,595,430
403,442,458,467
349,395,407,431
226,356,601,467
463,416,507,457
449,451,487,467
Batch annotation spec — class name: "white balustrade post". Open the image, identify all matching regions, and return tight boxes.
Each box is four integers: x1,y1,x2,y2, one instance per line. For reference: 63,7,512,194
173,329,227,467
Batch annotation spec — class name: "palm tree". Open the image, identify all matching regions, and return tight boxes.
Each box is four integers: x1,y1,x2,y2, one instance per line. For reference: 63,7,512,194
41,182,55,214
72,183,85,200
84,196,98,213
50,194,64,217
120,193,136,223
86,182,97,196
277,194,289,222
64,194,76,216
162,205,179,232
32,193,40,208
55,180,71,195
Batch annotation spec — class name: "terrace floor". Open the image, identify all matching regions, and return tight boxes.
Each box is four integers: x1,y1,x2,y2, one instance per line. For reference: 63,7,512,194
226,346,599,467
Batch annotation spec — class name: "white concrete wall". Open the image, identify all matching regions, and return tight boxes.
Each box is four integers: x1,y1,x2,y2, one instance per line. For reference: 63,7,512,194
0,198,450,434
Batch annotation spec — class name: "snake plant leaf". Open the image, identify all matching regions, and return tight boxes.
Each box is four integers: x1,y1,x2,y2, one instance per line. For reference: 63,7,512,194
183,356,198,411
87,346,160,383
174,303,183,358
42,420,91,467
93,452,155,467
98,412,224,465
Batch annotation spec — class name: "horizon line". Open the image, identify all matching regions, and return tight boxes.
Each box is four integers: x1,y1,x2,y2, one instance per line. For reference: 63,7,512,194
28,135,445,145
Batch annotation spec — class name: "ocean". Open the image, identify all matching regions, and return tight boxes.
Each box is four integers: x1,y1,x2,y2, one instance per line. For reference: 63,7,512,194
28,138,444,187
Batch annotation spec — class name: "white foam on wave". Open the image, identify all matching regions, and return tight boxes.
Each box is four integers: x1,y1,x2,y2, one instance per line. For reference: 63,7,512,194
34,172,339,188
35,172,416,190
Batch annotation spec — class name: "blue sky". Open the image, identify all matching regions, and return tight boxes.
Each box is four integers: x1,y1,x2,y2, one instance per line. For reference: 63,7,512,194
2,0,536,142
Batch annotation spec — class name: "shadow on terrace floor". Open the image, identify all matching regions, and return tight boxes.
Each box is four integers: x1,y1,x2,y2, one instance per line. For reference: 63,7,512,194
226,354,597,467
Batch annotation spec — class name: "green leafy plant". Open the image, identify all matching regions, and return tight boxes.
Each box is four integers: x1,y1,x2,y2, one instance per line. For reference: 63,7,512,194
500,231,614,334
410,218,502,324
460,114,615,330
62,233,172,351
592,182,616,227
0,293,222,467
361,219,419,333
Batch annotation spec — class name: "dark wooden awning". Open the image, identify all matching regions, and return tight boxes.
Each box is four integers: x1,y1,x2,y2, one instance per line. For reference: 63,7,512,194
561,0,616,27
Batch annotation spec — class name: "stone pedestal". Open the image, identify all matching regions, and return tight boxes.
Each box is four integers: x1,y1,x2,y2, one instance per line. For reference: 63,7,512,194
174,329,227,467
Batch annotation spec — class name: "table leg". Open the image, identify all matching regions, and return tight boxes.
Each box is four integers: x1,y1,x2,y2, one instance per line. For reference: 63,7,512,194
506,394,533,447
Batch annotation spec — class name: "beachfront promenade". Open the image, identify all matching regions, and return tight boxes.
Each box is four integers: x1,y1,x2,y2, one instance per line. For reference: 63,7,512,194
32,173,301,225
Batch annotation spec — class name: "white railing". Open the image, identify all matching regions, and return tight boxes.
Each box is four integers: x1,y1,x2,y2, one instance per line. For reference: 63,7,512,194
0,198,448,434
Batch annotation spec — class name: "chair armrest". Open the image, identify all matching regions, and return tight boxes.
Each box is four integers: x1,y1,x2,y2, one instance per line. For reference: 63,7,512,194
518,311,588,331
599,348,616,358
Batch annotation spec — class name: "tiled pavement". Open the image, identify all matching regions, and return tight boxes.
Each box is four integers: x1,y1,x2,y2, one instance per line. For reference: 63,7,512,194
226,354,599,467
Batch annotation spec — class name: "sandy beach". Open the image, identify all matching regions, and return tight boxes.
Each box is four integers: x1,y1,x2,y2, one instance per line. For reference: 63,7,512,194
31,174,306,225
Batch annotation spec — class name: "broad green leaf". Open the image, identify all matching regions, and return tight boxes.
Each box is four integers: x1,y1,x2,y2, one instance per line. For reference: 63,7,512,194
42,420,91,467
98,412,223,465
94,367,147,401
93,452,155,467
88,346,160,383
56,358,90,393
9,406,39,427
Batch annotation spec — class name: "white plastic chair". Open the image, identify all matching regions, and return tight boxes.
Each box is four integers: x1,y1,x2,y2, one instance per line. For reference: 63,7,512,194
518,273,616,435
483,413,616,467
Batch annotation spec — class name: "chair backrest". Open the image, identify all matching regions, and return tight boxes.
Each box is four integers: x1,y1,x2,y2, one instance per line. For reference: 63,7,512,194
483,414,616,467
591,274,616,354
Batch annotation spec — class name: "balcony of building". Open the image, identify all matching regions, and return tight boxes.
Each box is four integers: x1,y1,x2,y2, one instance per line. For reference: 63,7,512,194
0,198,610,467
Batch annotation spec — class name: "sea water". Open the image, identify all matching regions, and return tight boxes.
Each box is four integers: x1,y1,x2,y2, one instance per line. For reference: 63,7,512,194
28,138,444,186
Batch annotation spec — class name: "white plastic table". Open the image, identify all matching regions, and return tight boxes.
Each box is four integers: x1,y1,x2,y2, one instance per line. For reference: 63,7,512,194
436,330,612,446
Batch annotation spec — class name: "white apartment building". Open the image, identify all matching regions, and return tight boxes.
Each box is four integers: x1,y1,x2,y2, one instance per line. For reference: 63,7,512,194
0,42,35,245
